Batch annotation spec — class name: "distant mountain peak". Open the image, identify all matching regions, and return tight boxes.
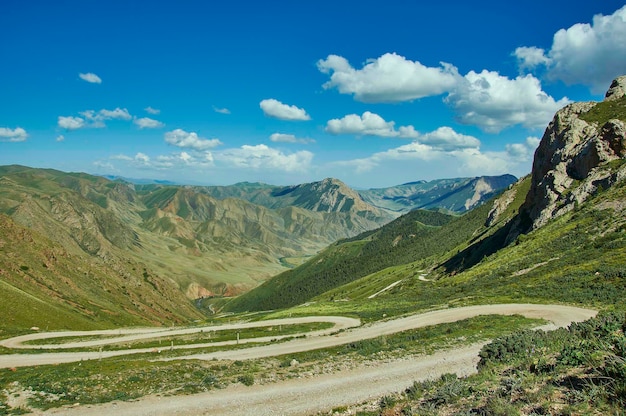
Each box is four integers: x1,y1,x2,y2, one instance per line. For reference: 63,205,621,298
359,175,517,215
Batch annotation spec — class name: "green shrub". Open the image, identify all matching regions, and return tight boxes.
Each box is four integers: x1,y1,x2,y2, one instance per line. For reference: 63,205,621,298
237,374,254,386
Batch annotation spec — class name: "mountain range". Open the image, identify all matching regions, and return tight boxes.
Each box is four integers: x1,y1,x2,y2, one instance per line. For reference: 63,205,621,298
0,165,513,331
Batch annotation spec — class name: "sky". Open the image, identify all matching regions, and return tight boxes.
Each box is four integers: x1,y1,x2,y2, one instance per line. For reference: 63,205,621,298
1,1,626,188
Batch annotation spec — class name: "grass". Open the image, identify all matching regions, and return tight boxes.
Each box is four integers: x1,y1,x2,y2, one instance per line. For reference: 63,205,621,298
0,314,542,412
331,311,626,416
579,95,626,124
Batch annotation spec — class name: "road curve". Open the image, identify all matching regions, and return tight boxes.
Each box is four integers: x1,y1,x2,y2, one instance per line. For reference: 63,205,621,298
0,316,360,369
7,303,596,416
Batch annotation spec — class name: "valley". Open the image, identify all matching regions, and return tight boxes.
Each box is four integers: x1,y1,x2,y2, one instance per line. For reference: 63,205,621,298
1,76,626,415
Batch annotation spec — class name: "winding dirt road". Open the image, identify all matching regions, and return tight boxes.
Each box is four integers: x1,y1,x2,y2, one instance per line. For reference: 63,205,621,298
0,316,360,369
3,303,596,416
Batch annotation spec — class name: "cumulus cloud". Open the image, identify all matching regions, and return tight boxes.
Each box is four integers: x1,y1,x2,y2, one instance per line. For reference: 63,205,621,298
59,108,134,130
86,108,132,121
333,133,534,178
134,117,164,129
515,5,626,91
144,106,160,115
318,52,567,132
259,99,311,121
0,127,28,142
513,46,551,72
217,144,313,172
164,129,222,151
317,53,459,102
325,113,482,150
269,133,315,144
418,127,481,151
56,135,65,142
213,106,231,114
79,72,102,84
445,71,570,132
506,136,541,161
58,116,85,130
326,112,399,137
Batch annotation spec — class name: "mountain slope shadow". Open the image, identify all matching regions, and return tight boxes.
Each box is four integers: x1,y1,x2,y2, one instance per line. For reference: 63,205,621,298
438,219,516,275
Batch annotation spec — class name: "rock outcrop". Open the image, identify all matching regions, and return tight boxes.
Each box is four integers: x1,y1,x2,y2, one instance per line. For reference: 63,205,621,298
509,76,626,241
605,75,626,101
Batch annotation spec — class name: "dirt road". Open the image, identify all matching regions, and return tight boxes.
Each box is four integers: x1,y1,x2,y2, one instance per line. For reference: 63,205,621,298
6,303,595,415
0,316,360,368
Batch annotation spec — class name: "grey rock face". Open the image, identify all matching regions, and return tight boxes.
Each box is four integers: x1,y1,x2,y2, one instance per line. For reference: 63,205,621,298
509,76,626,240
605,75,626,101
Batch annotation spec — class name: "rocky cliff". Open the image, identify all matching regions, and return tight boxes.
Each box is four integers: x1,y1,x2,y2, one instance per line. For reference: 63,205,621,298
509,75,626,240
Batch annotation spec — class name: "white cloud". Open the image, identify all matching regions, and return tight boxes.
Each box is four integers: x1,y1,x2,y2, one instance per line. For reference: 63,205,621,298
259,99,311,121
513,46,551,72
333,133,533,178
79,72,102,84
505,136,541,161
94,108,132,121
111,154,134,162
134,117,164,129
515,5,626,92
213,106,231,114
418,127,481,151
59,108,134,130
318,52,567,132
145,106,160,115
58,116,85,130
164,129,222,151
325,113,481,150
326,112,399,137
111,150,216,171
0,127,28,142
269,133,315,144
135,153,150,163
217,144,313,172
445,71,570,133
56,135,65,142
317,53,459,102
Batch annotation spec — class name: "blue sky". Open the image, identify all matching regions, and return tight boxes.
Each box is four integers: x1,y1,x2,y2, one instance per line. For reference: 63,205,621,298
1,1,626,188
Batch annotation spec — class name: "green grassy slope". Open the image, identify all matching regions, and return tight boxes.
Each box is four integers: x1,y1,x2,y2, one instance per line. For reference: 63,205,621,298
0,213,204,335
224,203,516,312
266,168,624,324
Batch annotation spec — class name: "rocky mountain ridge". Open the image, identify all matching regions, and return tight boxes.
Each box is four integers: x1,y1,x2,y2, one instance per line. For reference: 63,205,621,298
508,75,626,240
359,175,517,215
0,167,396,300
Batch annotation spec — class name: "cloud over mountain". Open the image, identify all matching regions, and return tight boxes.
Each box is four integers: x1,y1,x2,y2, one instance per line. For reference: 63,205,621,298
218,144,313,172
445,71,571,133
